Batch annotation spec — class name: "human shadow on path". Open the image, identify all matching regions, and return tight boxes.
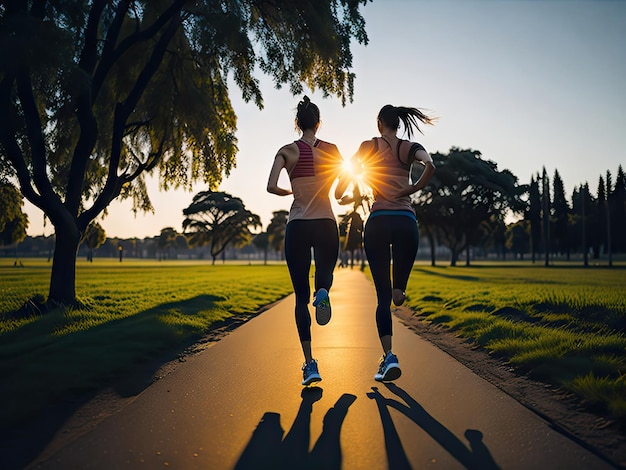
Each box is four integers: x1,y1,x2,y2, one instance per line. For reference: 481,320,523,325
235,388,357,470
367,384,500,470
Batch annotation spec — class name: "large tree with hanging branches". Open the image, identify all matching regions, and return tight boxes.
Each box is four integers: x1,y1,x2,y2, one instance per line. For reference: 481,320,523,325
0,0,370,306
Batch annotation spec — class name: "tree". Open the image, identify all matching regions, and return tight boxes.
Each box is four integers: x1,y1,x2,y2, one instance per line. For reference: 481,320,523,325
267,210,288,260
412,179,442,266
609,165,626,253
156,227,178,260
82,221,106,262
605,170,613,265
174,233,189,256
571,183,594,265
414,148,525,266
540,167,550,266
594,175,607,259
0,1,370,305
505,220,530,260
0,181,28,246
182,191,261,264
551,169,569,259
252,231,270,265
526,175,541,263
486,216,506,260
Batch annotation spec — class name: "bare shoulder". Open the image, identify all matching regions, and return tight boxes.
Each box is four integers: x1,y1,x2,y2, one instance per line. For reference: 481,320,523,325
278,141,298,154
277,141,300,162
357,139,377,159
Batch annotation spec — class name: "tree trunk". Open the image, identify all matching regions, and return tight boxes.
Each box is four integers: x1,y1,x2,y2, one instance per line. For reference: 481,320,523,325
48,224,81,306
428,233,436,267
450,249,458,267
606,199,612,267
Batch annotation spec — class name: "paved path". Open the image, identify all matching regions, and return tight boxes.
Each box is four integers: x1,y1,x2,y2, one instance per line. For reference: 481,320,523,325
30,269,612,469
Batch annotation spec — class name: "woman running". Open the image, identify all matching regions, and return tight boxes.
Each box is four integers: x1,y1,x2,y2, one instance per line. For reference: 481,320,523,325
267,96,344,386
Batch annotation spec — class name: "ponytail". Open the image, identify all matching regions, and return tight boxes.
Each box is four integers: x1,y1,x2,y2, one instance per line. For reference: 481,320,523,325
377,105,436,139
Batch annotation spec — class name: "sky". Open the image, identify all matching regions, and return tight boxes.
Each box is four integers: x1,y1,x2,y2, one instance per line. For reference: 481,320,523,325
23,0,626,239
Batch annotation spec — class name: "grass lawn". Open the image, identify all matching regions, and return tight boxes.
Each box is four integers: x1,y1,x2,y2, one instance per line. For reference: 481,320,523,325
0,259,293,428
2,259,625,430
402,262,626,426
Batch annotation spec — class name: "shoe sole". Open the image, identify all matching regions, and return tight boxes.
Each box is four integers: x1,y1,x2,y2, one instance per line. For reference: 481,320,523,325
374,364,401,382
316,302,331,325
302,375,322,386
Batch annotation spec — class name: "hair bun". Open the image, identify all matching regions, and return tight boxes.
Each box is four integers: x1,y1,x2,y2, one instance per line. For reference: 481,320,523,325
299,96,311,109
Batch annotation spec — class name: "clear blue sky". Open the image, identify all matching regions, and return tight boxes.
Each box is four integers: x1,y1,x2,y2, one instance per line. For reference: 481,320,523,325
24,0,626,238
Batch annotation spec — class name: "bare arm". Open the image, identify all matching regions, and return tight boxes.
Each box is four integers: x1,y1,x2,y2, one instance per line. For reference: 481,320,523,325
267,147,293,196
334,168,352,202
395,149,436,197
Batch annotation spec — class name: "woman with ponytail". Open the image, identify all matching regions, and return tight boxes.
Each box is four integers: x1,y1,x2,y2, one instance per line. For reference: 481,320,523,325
336,104,436,382
267,96,344,386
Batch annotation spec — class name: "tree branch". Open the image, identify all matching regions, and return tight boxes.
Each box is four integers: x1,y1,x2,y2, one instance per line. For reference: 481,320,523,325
110,10,181,175
15,72,54,201
64,86,99,215
15,71,71,226
82,9,183,228
0,75,43,209
78,0,108,74
92,0,185,99
91,0,130,98
64,0,109,214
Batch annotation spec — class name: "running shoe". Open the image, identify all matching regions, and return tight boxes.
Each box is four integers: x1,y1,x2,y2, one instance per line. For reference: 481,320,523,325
374,351,402,382
392,289,406,306
313,288,332,325
302,359,322,386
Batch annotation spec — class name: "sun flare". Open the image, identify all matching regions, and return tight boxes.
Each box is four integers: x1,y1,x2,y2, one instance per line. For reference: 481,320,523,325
342,158,365,183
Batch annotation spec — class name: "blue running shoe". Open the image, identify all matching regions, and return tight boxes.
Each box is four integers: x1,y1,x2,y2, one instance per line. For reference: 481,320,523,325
313,288,331,325
374,351,401,382
302,359,322,386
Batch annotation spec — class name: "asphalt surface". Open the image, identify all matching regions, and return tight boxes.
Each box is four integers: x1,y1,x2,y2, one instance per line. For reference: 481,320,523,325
28,269,614,469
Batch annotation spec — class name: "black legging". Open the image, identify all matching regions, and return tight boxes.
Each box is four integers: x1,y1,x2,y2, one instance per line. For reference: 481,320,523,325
285,218,339,342
364,215,419,338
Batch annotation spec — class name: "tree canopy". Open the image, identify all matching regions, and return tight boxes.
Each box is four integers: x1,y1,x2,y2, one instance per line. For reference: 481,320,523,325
266,210,288,257
182,190,260,264
0,181,28,246
0,0,370,304
413,148,526,266
82,221,106,261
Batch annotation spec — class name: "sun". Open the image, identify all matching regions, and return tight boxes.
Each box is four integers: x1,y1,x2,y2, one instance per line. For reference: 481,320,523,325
341,157,365,183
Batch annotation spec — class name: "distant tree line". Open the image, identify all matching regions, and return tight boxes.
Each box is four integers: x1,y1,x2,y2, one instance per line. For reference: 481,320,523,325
507,165,626,267
412,148,625,266
3,151,625,267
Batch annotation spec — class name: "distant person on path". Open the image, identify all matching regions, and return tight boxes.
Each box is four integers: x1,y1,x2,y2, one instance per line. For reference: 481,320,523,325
267,96,344,386
336,104,436,382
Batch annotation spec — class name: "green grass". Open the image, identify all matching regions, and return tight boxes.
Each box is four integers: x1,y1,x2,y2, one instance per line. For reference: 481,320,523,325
402,263,626,425
0,259,292,428
3,259,625,430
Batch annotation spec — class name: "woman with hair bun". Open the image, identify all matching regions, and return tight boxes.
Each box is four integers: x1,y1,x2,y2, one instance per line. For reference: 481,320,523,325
336,104,436,382
267,96,344,386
